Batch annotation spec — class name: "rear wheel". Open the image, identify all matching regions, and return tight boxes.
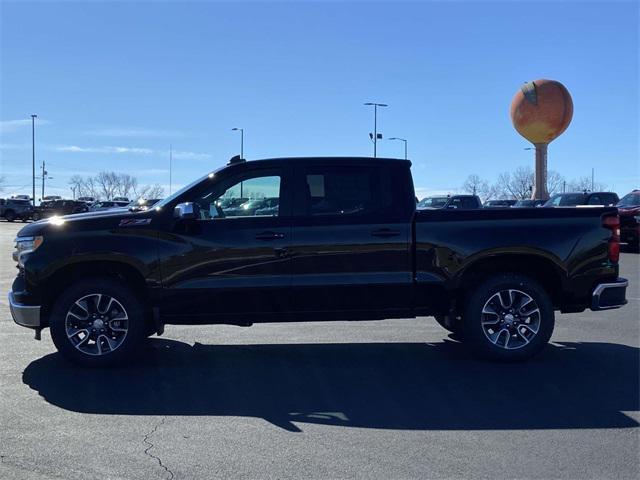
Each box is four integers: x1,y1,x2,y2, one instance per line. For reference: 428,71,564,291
32,211,42,221
50,278,147,367
463,273,554,361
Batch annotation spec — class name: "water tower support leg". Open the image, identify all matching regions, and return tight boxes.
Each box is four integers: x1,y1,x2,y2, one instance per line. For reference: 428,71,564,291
532,143,549,200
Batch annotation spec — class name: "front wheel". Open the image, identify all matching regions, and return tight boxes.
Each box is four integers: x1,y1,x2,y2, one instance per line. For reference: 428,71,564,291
4,210,15,222
32,212,42,221
50,278,147,367
463,274,554,361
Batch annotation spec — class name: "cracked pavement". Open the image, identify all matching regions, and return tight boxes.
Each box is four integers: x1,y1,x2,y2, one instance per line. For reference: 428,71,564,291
143,418,174,480
0,221,638,479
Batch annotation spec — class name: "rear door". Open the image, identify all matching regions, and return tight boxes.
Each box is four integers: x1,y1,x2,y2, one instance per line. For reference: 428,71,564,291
289,162,414,315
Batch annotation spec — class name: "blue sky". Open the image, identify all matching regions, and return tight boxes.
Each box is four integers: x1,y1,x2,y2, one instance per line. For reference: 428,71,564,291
1,0,638,199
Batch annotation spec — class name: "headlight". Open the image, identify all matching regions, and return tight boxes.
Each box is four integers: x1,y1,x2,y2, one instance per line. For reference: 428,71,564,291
12,236,44,266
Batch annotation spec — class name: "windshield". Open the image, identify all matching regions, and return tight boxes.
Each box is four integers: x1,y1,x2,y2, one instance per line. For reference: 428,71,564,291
418,196,448,208
617,192,640,207
155,169,224,209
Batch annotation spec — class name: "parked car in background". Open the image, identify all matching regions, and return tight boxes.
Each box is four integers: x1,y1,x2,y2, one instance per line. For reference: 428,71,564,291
90,200,130,211
42,195,62,202
484,199,518,208
617,189,640,251
32,200,89,221
0,198,33,222
77,196,96,204
129,198,162,211
224,197,280,216
113,197,129,202
417,194,482,210
512,199,546,208
11,195,32,202
544,191,619,207
216,197,249,209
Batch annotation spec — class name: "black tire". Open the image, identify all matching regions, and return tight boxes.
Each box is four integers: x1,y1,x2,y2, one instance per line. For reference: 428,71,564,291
32,212,42,221
4,210,15,222
434,315,463,336
50,278,147,367
462,273,554,362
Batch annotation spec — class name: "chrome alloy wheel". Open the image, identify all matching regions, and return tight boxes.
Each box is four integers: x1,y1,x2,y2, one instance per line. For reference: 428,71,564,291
65,293,129,356
480,289,541,350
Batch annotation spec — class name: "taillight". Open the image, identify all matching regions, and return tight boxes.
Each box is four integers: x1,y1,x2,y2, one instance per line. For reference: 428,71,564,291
602,214,620,263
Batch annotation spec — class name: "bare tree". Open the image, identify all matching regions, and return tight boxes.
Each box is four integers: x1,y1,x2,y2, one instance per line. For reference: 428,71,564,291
137,184,165,199
494,166,534,199
116,174,138,199
462,174,496,202
547,170,566,196
95,171,120,200
568,176,607,192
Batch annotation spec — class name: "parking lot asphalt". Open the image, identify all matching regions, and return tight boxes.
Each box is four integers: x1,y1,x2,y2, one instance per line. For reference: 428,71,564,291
0,220,638,480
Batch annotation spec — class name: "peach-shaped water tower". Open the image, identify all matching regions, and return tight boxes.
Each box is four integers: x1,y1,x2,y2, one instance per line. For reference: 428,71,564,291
510,79,573,200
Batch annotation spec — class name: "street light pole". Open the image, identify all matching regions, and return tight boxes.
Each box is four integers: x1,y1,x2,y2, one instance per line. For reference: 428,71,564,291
31,114,37,206
169,144,173,195
364,102,388,158
232,127,244,159
389,137,408,160
232,127,244,197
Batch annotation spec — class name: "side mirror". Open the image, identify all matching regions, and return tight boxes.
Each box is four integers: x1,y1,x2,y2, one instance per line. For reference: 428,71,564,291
173,202,200,220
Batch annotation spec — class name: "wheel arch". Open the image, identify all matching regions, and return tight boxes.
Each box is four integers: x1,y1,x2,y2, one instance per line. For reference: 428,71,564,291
40,260,151,321
455,253,566,308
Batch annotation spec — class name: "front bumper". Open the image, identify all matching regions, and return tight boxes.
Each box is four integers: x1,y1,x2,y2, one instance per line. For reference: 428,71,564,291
591,278,628,311
8,292,41,328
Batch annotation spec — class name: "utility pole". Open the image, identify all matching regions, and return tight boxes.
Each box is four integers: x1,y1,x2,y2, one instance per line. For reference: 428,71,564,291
364,102,388,158
41,159,46,200
31,114,37,206
169,144,173,195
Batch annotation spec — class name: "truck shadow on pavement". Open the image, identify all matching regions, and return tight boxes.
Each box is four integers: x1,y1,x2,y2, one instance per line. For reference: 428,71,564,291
22,338,639,432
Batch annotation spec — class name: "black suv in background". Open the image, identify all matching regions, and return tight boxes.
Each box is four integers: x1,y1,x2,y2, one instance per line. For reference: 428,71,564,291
0,198,33,222
544,191,619,207
32,200,89,221
512,199,546,208
417,194,482,209
484,199,518,208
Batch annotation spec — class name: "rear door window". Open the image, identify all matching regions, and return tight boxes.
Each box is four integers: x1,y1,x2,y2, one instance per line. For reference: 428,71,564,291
294,166,393,218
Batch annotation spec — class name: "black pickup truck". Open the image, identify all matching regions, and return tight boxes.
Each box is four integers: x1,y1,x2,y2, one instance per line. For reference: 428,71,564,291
9,157,628,367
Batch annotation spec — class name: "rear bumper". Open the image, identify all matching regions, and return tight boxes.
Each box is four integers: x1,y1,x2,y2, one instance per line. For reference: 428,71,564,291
8,292,41,328
590,278,628,311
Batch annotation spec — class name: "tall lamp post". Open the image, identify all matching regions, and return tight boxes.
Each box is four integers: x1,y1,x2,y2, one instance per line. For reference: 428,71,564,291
231,127,244,159
31,114,37,206
231,127,244,197
364,102,388,158
389,137,407,160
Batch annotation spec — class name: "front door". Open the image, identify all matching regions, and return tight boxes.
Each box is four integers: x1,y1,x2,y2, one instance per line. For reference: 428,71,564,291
159,167,293,322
